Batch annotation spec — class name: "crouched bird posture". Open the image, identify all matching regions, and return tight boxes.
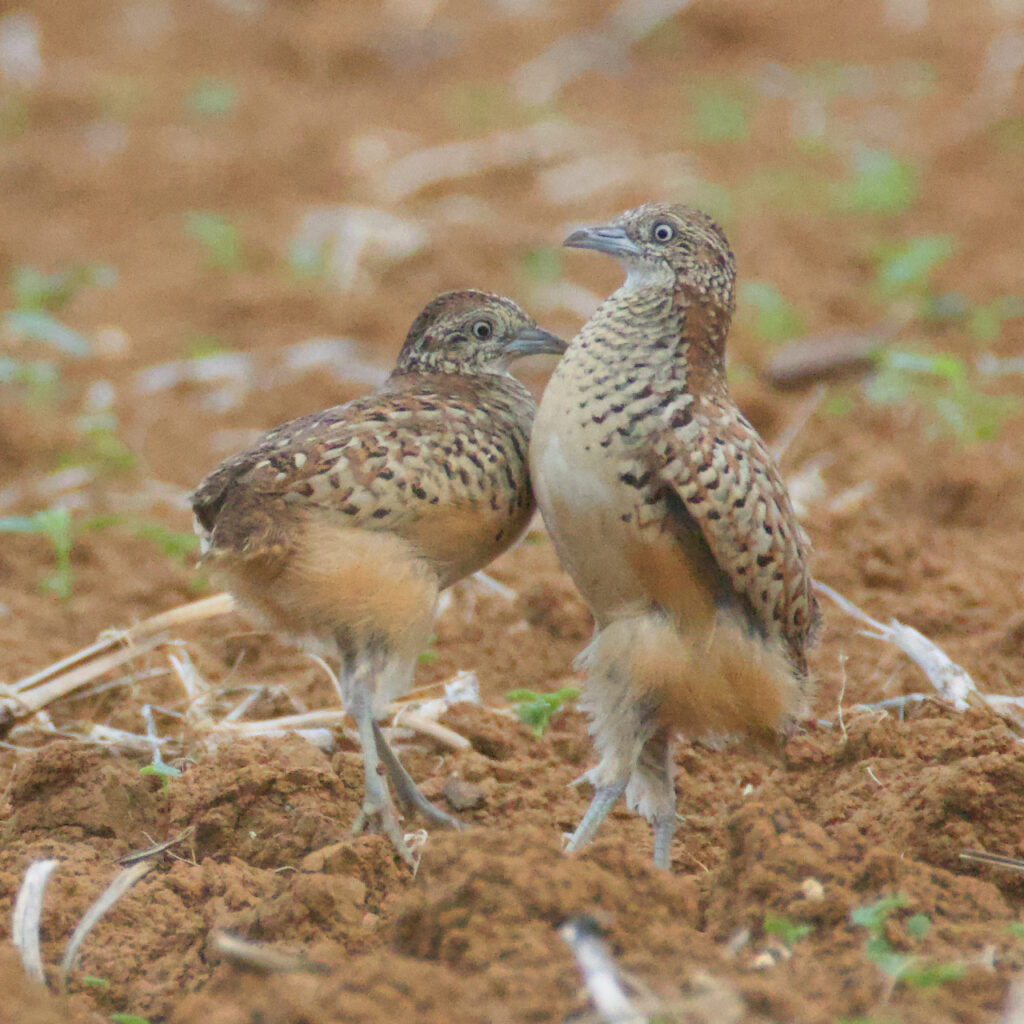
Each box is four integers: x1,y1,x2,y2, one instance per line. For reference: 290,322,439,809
192,291,565,865
531,204,819,869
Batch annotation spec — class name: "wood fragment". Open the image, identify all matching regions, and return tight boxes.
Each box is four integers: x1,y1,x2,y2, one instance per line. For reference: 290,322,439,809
763,330,883,389
208,930,331,973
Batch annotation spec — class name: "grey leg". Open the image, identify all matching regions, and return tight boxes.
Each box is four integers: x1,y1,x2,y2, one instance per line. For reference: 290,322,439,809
372,720,463,830
349,686,416,867
565,780,628,853
640,731,678,870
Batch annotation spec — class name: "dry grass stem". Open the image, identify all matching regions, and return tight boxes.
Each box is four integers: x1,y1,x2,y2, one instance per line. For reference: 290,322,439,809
208,930,331,973
11,858,60,985
59,859,156,992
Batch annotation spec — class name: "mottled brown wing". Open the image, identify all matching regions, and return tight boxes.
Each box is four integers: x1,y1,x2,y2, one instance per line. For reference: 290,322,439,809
638,393,818,673
192,377,533,562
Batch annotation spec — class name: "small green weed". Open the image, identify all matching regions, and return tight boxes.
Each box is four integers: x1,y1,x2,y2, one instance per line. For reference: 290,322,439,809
850,894,965,990
873,236,954,301
110,1014,152,1024
763,913,813,946
0,507,76,599
866,348,1019,442
521,247,563,284
82,976,110,989
185,78,239,118
184,211,243,270
692,85,749,142
139,761,181,792
835,148,917,215
506,686,580,737
738,280,805,343
11,263,116,313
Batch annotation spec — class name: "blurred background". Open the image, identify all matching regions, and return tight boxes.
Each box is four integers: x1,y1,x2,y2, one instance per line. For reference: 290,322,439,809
1,0,1022,689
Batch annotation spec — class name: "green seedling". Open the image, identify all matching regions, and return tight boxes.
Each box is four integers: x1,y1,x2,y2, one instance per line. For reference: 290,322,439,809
4,310,90,356
110,1014,151,1024
185,77,239,118
850,894,964,990
131,522,199,564
835,148,917,215
692,85,749,142
506,686,580,737
417,635,439,666
521,247,563,285
0,356,61,405
82,976,110,989
11,263,116,313
286,236,331,281
184,211,243,270
866,348,1019,442
0,506,76,600
873,236,954,301
139,761,181,792
763,913,813,946
57,427,138,476
738,280,806,343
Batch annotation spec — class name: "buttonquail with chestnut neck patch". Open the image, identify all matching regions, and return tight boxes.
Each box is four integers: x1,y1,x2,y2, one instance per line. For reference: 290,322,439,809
531,203,819,868
192,291,565,866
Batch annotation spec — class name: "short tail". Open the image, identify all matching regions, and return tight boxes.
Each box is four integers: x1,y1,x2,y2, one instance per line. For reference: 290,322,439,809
581,611,807,741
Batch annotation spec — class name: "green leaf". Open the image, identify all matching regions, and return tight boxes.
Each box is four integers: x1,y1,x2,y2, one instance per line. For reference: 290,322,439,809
865,936,916,980
901,961,965,988
738,280,805,343
4,310,91,355
850,893,908,932
506,687,580,737
184,211,242,270
10,264,116,313
82,975,110,989
763,913,813,945
906,913,931,938
1007,921,1024,940
521,248,563,284
874,236,954,298
110,1015,151,1024
185,78,239,118
836,148,917,215
132,522,199,563
693,87,749,142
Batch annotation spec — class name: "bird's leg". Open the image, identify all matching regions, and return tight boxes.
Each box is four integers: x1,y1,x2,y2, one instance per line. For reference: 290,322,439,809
639,731,678,871
564,779,628,853
372,720,463,830
349,686,417,868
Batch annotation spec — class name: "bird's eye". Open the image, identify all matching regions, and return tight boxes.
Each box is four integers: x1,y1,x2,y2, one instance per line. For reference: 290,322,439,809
652,222,675,243
471,320,493,340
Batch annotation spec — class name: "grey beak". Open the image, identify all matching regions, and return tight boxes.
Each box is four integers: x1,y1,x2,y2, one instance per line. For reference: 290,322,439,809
504,326,567,359
564,224,641,259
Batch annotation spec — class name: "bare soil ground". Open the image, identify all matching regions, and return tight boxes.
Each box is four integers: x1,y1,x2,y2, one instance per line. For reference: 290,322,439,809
2,1,1024,1022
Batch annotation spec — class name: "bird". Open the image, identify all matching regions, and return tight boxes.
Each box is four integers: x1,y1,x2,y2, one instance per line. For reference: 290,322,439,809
530,203,819,869
191,290,565,866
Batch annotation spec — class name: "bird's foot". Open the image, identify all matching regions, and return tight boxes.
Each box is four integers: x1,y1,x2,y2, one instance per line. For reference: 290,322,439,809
564,780,628,854
372,720,464,831
351,798,418,869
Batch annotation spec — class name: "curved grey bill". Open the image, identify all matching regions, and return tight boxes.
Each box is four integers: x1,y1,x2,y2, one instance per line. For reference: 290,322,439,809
563,224,641,258
504,326,567,358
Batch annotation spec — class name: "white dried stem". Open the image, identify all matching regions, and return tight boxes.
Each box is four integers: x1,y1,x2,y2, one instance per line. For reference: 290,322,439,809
12,859,60,985
559,917,646,1024
59,859,155,993
815,582,980,711
208,930,330,973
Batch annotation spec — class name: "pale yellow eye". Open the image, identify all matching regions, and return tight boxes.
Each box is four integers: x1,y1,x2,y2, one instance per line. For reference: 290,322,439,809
472,320,493,340
652,222,675,243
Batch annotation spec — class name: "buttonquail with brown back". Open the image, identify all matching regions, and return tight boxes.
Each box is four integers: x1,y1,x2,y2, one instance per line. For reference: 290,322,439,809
531,203,819,869
192,291,565,866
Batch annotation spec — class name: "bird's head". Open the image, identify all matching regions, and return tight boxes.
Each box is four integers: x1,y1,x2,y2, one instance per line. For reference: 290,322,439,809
564,202,736,315
395,290,565,375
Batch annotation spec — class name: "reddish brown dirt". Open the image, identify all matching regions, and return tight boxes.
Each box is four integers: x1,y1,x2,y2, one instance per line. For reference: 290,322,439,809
2,1,1024,1022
